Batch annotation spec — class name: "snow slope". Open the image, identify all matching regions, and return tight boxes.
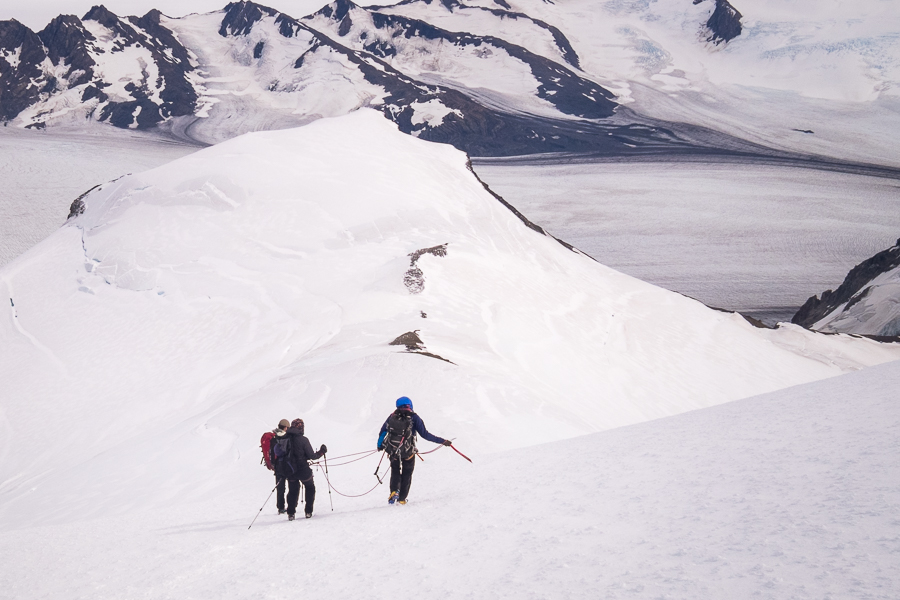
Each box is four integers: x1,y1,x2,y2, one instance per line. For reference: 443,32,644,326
1,337,899,599
1,110,898,533
0,126,198,268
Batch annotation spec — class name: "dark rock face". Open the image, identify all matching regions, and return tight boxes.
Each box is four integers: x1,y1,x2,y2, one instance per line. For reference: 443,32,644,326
83,5,122,31
275,13,303,37
38,15,96,88
128,10,198,119
705,0,742,45
792,239,900,328
1,6,198,128
219,1,278,37
389,329,454,363
390,330,425,350
67,184,99,220
404,244,448,293
0,20,50,121
77,7,198,127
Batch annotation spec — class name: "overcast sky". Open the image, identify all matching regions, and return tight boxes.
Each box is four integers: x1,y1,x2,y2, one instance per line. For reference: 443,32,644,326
1,0,339,30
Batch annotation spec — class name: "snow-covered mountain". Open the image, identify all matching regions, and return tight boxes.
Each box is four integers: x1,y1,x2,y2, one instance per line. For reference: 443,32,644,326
2,111,898,528
1,0,667,155
793,238,900,337
3,0,897,160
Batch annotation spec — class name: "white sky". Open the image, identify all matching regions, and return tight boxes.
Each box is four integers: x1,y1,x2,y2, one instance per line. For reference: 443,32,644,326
0,0,339,30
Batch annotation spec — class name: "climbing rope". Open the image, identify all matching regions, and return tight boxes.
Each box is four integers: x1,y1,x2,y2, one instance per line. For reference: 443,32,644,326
313,460,390,498
310,449,379,468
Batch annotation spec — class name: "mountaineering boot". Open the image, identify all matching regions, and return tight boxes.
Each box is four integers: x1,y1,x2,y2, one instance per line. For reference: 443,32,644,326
305,512,312,519
388,491,398,505
398,499,408,505
288,513,295,521
278,508,286,515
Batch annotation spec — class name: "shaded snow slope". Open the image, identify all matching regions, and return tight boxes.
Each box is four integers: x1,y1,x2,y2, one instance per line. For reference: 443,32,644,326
1,111,899,529
2,343,899,599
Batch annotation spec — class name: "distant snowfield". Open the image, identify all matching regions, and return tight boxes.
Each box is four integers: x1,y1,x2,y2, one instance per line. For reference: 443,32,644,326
1,354,898,600
473,158,900,323
4,125,899,323
0,126,199,267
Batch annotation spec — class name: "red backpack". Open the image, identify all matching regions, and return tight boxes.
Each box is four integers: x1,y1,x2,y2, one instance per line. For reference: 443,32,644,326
260,431,276,471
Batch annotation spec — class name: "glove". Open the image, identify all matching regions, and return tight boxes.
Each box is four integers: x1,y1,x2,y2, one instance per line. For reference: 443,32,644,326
377,444,384,451
319,444,327,454
442,439,453,446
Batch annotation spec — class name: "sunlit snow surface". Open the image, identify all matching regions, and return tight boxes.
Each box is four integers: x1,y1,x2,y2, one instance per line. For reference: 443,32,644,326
1,111,898,536
1,346,898,599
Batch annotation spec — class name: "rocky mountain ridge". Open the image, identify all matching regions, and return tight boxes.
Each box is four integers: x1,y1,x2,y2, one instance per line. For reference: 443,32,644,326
0,0,745,155
793,239,900,337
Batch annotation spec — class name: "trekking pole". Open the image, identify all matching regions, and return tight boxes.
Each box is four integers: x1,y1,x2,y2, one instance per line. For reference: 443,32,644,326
323,452,334,512
374,450,387,483
449,444,473,463
248,478,282,530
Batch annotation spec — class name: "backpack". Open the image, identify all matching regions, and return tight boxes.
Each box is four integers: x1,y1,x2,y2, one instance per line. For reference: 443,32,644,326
271,435,296,477
383,410,415,458
260,431,275,471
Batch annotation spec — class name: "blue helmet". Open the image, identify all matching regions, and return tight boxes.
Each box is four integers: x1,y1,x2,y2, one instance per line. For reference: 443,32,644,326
396,396,413,410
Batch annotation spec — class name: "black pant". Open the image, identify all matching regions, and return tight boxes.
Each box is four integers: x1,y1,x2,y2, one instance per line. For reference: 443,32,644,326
276,476,285,511
390,455,416,501
286,478,316,515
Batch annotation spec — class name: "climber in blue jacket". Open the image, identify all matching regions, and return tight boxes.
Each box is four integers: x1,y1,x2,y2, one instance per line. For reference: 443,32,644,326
377,396,452,504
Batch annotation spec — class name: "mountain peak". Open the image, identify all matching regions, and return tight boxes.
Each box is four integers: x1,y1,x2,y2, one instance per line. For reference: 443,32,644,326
219,1,280,37
139,9,163,25
37,14,95,81
82,5,120,28
315,0,361,22
705,0,742,45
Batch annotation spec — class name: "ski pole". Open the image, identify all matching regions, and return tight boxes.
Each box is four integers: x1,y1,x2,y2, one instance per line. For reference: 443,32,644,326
248,478,282,530
449,444,473,463
323,451,334,512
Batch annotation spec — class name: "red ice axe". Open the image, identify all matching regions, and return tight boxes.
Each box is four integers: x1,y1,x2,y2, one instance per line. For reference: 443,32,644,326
449,444,472,463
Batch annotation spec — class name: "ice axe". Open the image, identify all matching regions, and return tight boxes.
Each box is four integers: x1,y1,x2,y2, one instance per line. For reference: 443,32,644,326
448,443,472,463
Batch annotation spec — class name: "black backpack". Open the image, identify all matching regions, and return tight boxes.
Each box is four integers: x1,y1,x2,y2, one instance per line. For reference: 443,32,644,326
383,410,415,458
271,436,297,476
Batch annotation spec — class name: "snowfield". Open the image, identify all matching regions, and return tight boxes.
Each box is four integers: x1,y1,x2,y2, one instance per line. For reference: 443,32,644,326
1,0,899,596
1,110,898,530
0,340,898,599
